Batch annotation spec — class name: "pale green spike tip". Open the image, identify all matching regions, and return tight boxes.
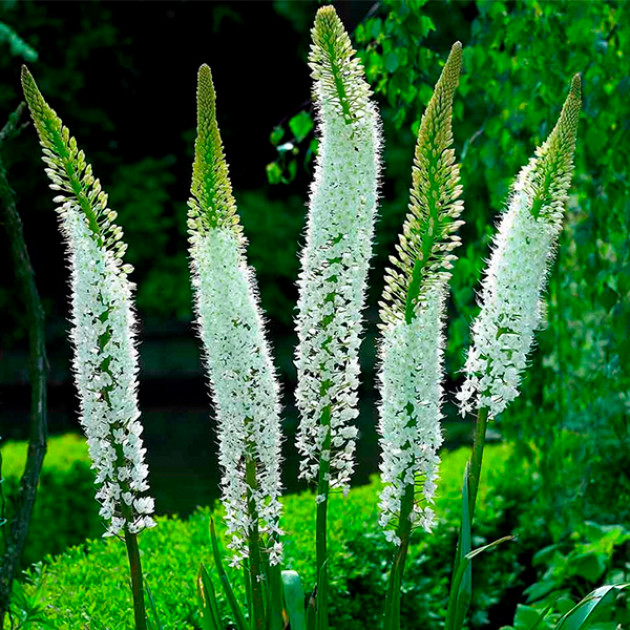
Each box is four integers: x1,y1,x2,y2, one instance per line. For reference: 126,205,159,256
20,64,35,92
384,41,465,328
315,5,339,26
312,5,349,61
197,64,215,100
442,41,463,88
561,73,582,122
570,73,581,100
310,4,370,123
21,65,63,147
554,73,582,142
21,65,44,116
190,61,240,236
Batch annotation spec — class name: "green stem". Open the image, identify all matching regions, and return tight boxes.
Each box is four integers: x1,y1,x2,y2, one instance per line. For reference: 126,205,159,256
316,407,332,630
450,407,488,590
245,457,265,630
467,407,488,520
383,482,414,630
124,528,147,630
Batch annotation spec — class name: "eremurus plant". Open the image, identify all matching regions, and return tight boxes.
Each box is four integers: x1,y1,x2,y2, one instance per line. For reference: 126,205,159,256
294,8,381,628
377,41,464,630
18,5,588,630
187,63,284,630
21,66,155,630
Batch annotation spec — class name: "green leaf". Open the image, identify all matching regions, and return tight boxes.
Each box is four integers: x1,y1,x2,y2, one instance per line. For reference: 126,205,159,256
287,159,297,182
384,51,399,73
514,604,547,630
282,571,307,630
0,21,38,61
513,599,557,630
556,584,629,630
270,126,284,146
266,162,283,185
446,463,513,630
568,551,607,583
446,462,473,630
524,579,562,603
209,518,248,630
289,111,314,143
265,559,283,630
197,565,222,630
306,587,317,630
316,559,329,630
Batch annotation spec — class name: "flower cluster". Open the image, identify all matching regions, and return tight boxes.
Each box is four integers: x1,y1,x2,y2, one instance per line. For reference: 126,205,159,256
377,43,464,540
22,67,155,537
378,292,444,539
188,65,283,566
458,75,582,419
295,6,381,492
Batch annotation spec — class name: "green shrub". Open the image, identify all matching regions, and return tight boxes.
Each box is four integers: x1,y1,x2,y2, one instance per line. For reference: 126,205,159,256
21,444,539,629
503,521,630,630
0,434,100,567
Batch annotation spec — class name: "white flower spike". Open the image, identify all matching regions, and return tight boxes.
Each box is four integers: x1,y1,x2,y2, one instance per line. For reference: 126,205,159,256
458,75,582,419
295,6,382,493
188,65,283,565
21,67,155,538
377,43,464,538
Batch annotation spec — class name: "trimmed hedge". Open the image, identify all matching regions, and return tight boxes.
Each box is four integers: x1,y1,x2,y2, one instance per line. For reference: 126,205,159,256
21,443,539,630
0,434,101,567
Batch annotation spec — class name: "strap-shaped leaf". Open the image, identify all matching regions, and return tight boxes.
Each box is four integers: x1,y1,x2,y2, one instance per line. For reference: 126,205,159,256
145,583,165,630
556,583,628,630
316,559,329,630
282,571,307,630
445,462,472,630
197,564,222,630
209,518,248,630
446,463,513,630
263,552,283,630
306,586,317,630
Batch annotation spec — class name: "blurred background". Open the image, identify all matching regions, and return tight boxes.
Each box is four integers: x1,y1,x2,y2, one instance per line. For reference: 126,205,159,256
1,0,628,530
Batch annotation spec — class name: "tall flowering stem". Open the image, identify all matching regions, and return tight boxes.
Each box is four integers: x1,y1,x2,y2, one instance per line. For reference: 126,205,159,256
377,43,464,630
447,76,581,629
21,67,155,630
187,65,284,630
294,7,381,627
457,75,582,515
